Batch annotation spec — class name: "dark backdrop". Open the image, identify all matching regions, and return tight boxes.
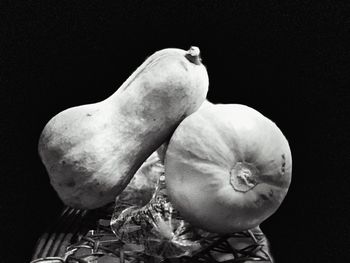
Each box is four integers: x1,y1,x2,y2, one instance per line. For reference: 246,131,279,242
1,1,349,262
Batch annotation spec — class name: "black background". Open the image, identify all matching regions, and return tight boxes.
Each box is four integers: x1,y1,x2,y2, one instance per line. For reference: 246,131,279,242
1,1,349,262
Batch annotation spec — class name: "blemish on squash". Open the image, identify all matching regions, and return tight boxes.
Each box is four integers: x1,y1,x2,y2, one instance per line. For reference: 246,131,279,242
65,180,76,187
86,113,92,117
260,194,269,201
281,154,286,175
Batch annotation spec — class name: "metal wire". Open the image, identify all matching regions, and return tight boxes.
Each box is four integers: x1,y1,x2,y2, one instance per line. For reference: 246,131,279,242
31,205,274,263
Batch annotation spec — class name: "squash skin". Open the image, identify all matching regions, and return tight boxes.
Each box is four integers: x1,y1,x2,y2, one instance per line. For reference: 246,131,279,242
164,101,292,234
38,47,209,209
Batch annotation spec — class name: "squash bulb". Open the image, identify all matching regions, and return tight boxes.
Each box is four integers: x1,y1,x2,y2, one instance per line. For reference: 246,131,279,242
164,101,292,233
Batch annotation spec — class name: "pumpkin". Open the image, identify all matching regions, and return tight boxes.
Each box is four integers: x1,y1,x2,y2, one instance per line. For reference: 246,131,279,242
164,101,292,233
38,47,209,209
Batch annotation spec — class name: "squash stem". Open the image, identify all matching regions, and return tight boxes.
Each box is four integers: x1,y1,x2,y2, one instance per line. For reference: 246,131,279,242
185,46,201,65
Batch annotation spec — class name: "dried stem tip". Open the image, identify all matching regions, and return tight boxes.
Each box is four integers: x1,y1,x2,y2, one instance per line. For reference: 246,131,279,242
185,46,201,65
230,162,258,193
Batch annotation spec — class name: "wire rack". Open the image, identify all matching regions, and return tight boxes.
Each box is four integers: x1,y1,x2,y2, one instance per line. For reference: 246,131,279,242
30,204,274,263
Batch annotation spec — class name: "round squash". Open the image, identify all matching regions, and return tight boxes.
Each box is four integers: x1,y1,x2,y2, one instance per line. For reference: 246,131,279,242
164,101,292,233
38,47,209,209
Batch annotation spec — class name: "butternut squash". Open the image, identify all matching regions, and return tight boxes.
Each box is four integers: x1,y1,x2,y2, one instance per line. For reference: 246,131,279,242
38,47,209,209
164,101,292,233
